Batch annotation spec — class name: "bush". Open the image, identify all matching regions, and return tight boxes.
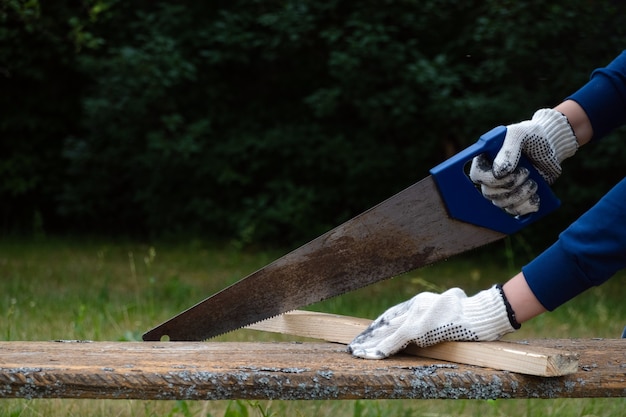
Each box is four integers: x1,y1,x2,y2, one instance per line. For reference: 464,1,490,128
2,0,625,246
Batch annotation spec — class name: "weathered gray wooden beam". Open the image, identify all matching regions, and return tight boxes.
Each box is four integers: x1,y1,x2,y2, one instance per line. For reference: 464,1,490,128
0,339,624,400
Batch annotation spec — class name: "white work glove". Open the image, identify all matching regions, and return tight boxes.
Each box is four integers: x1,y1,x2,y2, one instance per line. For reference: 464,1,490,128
348,285,519,360
469,108,578,216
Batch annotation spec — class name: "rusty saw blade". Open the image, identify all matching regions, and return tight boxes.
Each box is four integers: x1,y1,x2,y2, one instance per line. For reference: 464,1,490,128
142,126,559,341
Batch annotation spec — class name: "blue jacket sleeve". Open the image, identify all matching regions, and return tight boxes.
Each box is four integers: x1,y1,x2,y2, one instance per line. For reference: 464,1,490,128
522,51,626,311
567,50,626,140
522,177,626,311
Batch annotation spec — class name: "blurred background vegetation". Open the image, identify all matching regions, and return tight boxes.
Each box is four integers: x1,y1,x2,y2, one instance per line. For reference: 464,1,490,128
2,0,626,251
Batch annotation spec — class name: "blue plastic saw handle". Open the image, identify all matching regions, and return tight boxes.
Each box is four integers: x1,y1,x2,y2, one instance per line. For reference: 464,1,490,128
429,126,560,235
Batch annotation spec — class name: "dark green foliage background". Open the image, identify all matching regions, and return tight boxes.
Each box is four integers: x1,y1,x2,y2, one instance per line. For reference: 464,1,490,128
2,0,625,247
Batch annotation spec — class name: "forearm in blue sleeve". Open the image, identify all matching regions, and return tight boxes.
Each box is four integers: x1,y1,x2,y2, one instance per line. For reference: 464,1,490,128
567,50,626,140
522,177,626,311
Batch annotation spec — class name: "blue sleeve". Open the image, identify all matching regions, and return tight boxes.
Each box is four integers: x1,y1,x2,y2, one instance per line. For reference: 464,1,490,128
522,177,626,311
567,50,626,140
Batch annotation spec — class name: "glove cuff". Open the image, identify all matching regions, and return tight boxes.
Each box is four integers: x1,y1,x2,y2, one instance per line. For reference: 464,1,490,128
462,285,518,341
495,284,522,329
532,108,578,163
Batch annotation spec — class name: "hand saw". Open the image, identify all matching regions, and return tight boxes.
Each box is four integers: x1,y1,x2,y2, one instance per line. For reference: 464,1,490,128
142,126,559,341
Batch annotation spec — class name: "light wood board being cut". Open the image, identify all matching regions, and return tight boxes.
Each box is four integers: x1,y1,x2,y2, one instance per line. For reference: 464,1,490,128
246,310,579,377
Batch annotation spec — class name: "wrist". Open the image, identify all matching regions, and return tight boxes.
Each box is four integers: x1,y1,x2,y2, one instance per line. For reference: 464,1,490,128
554,100,593,146
502,272,547,322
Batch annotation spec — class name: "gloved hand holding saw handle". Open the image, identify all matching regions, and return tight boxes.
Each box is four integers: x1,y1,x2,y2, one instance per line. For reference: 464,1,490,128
468,108,579,216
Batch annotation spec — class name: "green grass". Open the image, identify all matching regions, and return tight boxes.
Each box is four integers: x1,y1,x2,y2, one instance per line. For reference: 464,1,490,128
1,237,625,416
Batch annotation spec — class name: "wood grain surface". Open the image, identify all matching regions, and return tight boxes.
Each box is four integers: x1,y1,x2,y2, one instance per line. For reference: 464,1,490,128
0,339,624,400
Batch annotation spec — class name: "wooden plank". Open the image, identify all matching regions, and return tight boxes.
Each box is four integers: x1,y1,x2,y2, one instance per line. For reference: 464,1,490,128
246,310,579,376
0,339,624,400
247,310,372,344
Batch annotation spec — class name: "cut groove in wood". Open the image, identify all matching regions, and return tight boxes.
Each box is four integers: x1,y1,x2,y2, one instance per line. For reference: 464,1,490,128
246,310,579,377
